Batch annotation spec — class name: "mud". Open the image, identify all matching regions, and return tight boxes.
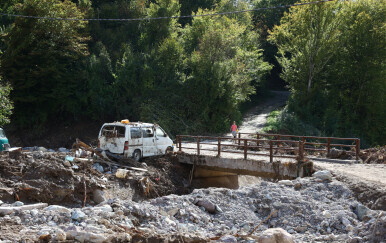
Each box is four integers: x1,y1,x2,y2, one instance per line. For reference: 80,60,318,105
0,151,192,207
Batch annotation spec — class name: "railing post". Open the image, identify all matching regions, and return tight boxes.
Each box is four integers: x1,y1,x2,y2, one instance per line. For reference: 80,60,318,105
277,135,281,147
238,133,241,146
256,133,260,149
197,137,200,155
299,140,304,162
302,136,305,152
218,137,221,157
327,138,331,157
244,139,247,160
356,139,360,161
178,136,182,152
269,140,273,163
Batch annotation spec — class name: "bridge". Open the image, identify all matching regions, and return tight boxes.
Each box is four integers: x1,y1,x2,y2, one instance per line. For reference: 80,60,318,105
174,133,360,187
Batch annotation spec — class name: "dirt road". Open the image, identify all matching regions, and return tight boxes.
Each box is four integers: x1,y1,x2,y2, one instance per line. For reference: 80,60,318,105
231,91,290,135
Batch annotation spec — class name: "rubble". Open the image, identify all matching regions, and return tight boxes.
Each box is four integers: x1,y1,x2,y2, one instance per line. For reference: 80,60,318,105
1,174,384,242
0,142,385,242
360,146,386,164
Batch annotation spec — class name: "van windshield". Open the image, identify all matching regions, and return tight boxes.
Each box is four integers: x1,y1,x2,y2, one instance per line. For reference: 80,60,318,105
101,125,125,138
0,129,5,137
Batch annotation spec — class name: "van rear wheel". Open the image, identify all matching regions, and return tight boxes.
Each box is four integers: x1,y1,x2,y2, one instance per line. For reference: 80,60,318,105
133,150,141,162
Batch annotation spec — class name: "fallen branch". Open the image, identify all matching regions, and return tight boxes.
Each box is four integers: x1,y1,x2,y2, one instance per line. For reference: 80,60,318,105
248,209,278,236
82,175,87,208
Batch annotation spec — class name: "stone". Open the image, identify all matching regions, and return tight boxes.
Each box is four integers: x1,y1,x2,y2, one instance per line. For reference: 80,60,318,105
71,210,86,221
92,163,104,173
354,203,370,221
93,189,109,204
322,211,332,218
93,205,113,213
37,147,48,152
58,147,68,153
294,183,302,190
348,237,362,243
258,228,295,243
31,209,38,217
341,217,351,227
168,208,179,217
12,201,24,207
278,180,293,186
63,160,72,167
115,169,130,179
218,235,237,242
66,231,107,243
194,199,217,214
44,205,71,214
0,200,3,205
54,228,66,241
313,170,332,181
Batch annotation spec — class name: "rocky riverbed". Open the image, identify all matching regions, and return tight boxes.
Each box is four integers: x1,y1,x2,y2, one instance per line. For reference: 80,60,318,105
1,173,384,242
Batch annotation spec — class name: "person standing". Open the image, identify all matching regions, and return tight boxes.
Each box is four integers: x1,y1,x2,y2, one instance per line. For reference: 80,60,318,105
231,121,238,138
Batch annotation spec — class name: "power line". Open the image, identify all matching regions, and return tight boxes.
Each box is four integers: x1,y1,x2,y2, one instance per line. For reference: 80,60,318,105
0,0,335,22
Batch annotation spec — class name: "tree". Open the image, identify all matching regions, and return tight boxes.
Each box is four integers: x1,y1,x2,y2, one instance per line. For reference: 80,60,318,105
268,0,386,146
2,0,89,126
181,4,271,132
269,0,341,97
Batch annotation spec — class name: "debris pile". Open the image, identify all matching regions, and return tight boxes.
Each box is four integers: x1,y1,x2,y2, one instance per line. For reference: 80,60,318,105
0,173,384,242
360,146,386,164
0,146,191,207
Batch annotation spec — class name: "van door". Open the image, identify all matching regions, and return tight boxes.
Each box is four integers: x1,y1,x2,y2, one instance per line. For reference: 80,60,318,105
99,125,127,154
141,127,156,157
127,127,142,157
155,126,169,155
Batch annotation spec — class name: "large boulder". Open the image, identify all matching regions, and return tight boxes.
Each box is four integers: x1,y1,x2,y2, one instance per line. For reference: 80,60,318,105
258,228,294,243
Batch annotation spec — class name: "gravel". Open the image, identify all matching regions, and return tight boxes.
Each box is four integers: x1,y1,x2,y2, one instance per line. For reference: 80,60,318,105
1,176,384,242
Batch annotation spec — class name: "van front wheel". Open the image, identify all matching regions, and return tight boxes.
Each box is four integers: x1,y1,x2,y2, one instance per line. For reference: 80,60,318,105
165,146,173,154
133,150,141,162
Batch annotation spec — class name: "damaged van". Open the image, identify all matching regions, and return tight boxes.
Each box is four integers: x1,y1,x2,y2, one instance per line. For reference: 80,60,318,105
98,120,173,161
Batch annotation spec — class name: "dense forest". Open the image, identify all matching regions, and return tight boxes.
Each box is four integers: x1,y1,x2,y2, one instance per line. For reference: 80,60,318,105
0,0,385,147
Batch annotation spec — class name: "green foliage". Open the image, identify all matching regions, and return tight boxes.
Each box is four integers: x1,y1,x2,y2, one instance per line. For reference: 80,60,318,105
269,0,386,146
2,0,89,126
0,84,13,126
85,42,115,120
263,108,320,136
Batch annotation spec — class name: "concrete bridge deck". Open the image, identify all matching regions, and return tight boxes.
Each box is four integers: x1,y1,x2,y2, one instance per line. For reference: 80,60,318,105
176,139,310,180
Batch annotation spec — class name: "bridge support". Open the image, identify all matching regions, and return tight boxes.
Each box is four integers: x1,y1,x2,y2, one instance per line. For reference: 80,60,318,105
177,152,311,179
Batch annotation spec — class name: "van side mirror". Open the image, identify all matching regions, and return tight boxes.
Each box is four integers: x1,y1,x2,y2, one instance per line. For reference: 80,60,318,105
164,134,167,137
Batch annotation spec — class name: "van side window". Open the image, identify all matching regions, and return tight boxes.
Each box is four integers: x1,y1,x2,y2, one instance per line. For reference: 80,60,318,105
156,128,165,137
130,128,141,139
102,125,125,138
142,128,154,138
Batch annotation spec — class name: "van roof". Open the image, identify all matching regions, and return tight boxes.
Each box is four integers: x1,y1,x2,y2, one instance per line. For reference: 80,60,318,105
103,122,154,127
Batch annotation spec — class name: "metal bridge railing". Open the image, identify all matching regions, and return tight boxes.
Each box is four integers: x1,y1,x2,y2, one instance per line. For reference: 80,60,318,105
176,133,360,161
237,132,360,160
175,135,305,162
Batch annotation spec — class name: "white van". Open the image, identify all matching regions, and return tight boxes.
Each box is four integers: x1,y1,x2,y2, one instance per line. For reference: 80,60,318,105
98,120,173,161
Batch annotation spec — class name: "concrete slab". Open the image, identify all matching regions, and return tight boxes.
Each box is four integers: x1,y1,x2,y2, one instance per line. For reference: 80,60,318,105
177,152,309,179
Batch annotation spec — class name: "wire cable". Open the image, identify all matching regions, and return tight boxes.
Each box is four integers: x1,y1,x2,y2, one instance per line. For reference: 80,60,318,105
0,0,335,22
